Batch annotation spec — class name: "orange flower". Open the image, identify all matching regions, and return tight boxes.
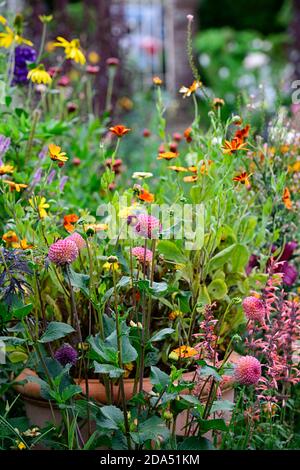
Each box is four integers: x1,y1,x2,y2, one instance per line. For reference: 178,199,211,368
179,80,201,98
200,160,212,175
222,139,248,155
157,151,178,160
234,124,250,142
187,166,197,173
19,239,34,250
213,97,225,108
0,164,14,175
282,187,292,210
183,175,198,183
167,166,188,173
2,231,19,247
153,76,163,86
64,213,79,232
133,185,154,203
48,143,68,163
184,127,192,143
233,172,251,187
109,124,131,137
3,180,28,192
170,345,198,360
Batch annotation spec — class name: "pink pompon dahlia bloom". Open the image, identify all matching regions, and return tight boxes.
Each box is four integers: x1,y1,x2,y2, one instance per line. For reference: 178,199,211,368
242,296,266,324
132,246,153,264
67,232,86,250
48,238,78,265
234,355,262,386
134,214,161,239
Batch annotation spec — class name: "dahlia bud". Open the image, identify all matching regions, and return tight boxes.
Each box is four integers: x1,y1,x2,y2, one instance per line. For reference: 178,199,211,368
242,296,265,324
67,232,86,251
132,246,153,264
234,355,261,386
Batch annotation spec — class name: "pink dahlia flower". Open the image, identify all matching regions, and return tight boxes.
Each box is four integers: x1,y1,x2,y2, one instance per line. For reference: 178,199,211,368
134,214,161,239
242,296,265,324
67,232,86,250
48,239,78,265
234,355,261,386
132,246,153,264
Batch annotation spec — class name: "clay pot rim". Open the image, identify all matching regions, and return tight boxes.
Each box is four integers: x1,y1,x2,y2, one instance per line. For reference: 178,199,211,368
14,351,240,403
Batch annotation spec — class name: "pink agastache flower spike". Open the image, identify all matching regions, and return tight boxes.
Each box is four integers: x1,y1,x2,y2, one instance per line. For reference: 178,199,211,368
234,355,262,386
48,239,78,265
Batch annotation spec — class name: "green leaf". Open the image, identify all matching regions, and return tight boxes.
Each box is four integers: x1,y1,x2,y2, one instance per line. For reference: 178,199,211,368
150,366,170,389
61,385,82,402
8,351,28,363
13,304,33,319
210,400,234,413
198,418,227,432
98,405,124,430
231,244,249,273
150,328,174,343
93,362,124,379
157,240,186,264
178,436,214,450
39,322,75,343
208,244,236,271
199,365,221,382
130,416,170,445
64,268,90,296
207,279,228,300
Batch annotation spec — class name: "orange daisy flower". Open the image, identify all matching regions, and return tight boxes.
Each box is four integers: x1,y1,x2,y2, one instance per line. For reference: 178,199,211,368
179,80,201,98
109,124,131,137
187,166,197,173
167,166,188,172
0,164,14,175
183,175,198,183
64,213,79,232
48,143,68,163
133,185,154,203
234,124,250,142
3,180,28,192
157,151,178,160
170,345,198,360
282,187,292,210
2,231,19,247
222,139,248,155
233,172,251,187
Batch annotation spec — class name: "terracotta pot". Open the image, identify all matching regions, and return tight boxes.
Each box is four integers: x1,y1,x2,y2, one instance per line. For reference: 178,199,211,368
14,352,240,437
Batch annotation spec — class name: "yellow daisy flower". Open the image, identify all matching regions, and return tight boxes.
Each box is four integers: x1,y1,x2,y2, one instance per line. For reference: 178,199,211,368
29,196,50,219
3,180,28,192
0,15,7,25
27,65,52,85
48,143,68,162
0,26,32,48
179,80,201,98
54,36,86,65
0,164,14,175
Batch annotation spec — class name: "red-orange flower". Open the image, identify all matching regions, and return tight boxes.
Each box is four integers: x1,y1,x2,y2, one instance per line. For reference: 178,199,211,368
234,124,250,142
109,124,131,137
133,185,154,203
64,214,79,232
233,172,251,187
222,139,248,155
184,127,192,143
282,187,292,210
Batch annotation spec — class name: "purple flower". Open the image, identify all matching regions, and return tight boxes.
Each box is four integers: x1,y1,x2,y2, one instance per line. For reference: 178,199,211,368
39,145,48,161
280,262,298,286
54,344,78,366
32,167,43,186
245,254,260,275
13,45,37,85
0,135,11,159
279,241,298,262
59,176,69,191
47,169,56,184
